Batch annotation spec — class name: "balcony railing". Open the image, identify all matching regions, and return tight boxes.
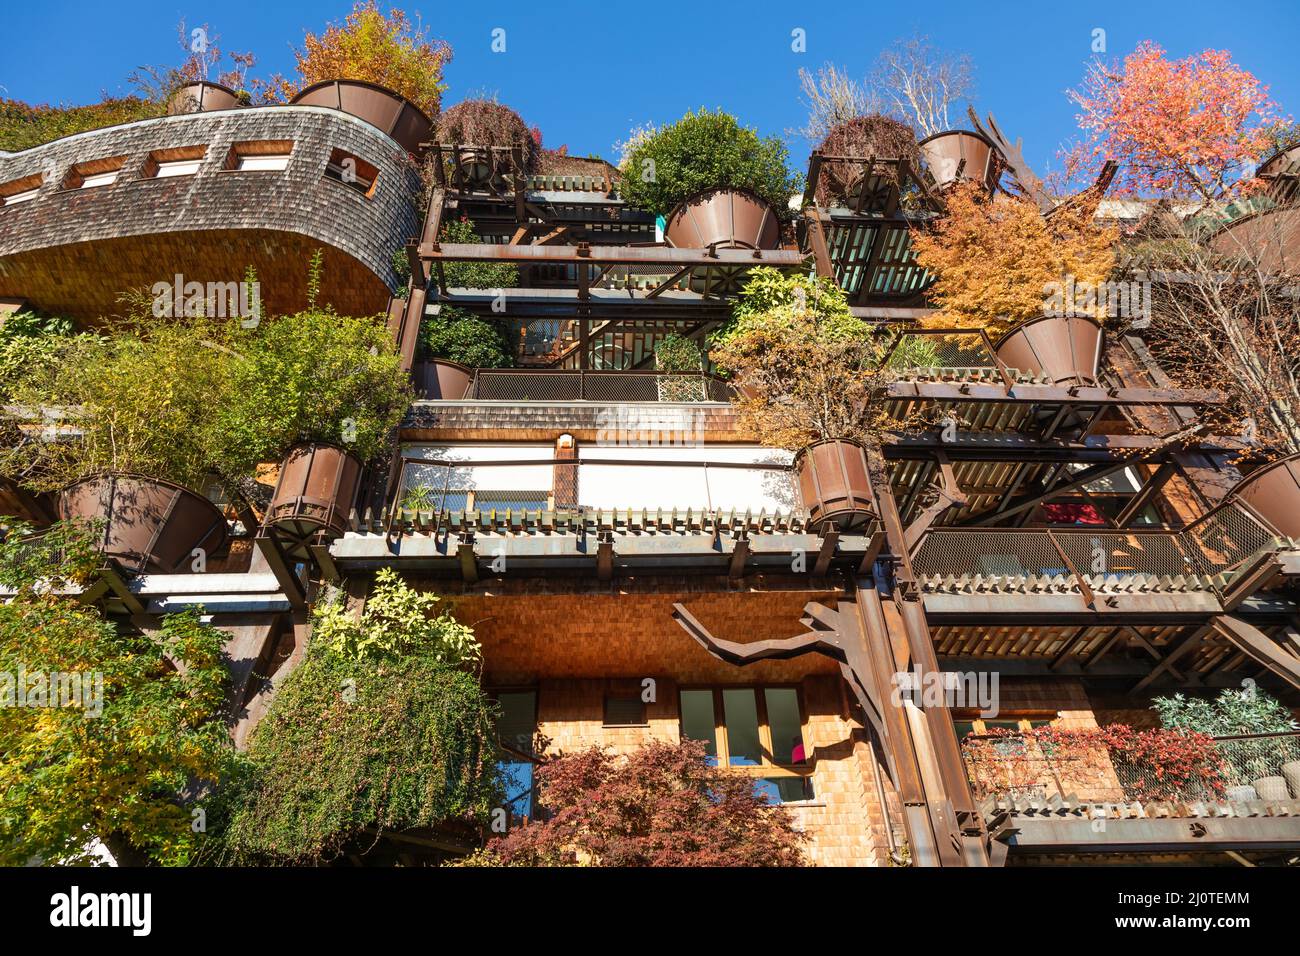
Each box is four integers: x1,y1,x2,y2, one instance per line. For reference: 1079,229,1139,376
464,368,737,403
914,500,1292,595
963,728,1300,805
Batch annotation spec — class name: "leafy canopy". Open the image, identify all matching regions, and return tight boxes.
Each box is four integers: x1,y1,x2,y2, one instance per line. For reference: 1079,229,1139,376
2,302,408,494
910,181,1117,337
0,521,232,866
1065,41,1286,203
418,305,514,369
1154,687,1299,737
261,2,453,119
618,108,801,218
709,269,896,448
439,216,521,291
205,571,494,865
465,738,806,867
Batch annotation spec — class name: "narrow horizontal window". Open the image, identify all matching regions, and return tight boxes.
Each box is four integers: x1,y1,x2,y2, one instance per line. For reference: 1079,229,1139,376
142,146,208,179
603,695,647,728
224,140,294,172
61,157,126,190
0,173,43,207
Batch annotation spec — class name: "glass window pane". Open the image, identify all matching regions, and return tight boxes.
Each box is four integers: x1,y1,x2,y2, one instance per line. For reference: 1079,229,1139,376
679,690,718,765
498,760,533,820
496,691,536,755
755,777,814,804
765,688,804,765
723,688,762,766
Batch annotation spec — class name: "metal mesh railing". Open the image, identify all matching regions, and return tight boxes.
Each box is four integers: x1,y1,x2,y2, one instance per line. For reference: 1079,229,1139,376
913,530,1077,580
885,330,1015,383
469,369,734,403
963,730,1300,805
914,500,1289,592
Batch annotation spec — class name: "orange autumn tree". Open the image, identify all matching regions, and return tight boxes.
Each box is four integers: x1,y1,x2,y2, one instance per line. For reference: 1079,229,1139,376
259,2,452,117
1065,41,1286,205
909,182,1117,338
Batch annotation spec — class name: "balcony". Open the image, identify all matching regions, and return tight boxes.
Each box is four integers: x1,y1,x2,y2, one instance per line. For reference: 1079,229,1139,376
963,726,1300,806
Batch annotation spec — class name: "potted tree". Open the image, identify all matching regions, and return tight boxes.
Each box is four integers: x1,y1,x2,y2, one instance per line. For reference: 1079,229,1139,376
813,114,921,209
1,295,409,572
225,306,410,555
618,109,799,253
908,180,1117,385
432,99,538,191
709,269,896,532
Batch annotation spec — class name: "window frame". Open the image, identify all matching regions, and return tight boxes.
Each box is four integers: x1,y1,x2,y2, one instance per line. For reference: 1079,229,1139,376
677,684,812,784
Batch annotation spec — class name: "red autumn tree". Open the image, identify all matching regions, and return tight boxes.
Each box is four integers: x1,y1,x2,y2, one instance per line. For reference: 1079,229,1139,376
470,739,806,867
1064,41,1286,204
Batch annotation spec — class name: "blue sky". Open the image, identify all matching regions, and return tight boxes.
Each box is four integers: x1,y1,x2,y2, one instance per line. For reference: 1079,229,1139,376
3,0,1298,177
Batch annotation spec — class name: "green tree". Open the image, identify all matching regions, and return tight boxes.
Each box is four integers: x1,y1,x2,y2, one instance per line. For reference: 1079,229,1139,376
439,216,520,291
0,522,232,866
618,108,800,218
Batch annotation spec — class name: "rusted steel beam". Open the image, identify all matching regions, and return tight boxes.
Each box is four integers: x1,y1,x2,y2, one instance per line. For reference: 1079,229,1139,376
419,241,806,268
1115,460,1178,527
1211,615,1300,690
253,533,306,611
885,380,1225,407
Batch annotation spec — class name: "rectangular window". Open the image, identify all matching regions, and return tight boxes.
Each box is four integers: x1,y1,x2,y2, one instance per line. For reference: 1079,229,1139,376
324,147,379,197
680,686,810,795
722,688,763,767
225,140,293,172
142,146,208,179
61,156,126,190
495,690,537,822
602,695,647,727
0,173,42,207
679,689,718,765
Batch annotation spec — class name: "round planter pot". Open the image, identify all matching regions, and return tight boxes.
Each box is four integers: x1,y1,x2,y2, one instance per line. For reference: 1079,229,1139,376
412,359,473,400
265,443,364,557
57,474,229,574
167,81,242,115
664,188,780,251
1224,784,1259,802
1251,775,1290,801
793,439,878,533
993,314,1104,385
1209,207,1300,274
1224,452,1300,538
290,79,433,156
917,130,999,191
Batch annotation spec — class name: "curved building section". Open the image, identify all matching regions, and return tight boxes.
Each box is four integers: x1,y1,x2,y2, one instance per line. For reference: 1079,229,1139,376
0,105,422,322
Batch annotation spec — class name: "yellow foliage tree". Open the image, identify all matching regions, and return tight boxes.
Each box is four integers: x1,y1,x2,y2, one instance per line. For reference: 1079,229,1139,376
258,2,452,117
909,182,1118,338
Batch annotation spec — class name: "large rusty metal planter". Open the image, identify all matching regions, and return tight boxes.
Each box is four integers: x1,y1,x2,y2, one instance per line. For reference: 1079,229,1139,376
57,474,229,574
794,439,878,533
994,315,1104,385
664,188,781,251
917,130,999,191
412,359,473,400
265,443,364,557
1225,452,1300,538
167,81,242,115
290,79,432,156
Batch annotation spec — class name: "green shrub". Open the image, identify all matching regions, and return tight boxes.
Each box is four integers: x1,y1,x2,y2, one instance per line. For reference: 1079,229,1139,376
418,305,514,368
203,571,498,865
0,96,163,152
618,108,800,218
439,216,520,290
